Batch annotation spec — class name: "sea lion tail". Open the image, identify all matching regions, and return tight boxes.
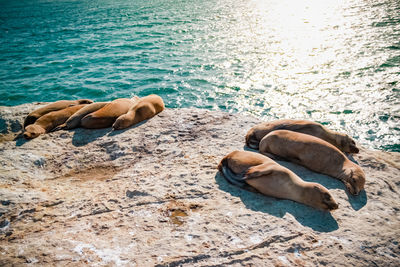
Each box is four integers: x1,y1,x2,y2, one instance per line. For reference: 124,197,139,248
245,132,260,149
217,157,227,173
247,139,259,149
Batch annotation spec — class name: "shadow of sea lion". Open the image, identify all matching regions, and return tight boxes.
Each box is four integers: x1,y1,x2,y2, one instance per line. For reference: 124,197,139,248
15,133,29,146
71,119,149,146
71,128,110,147
272,160,368,211
107,120,147,137
214,173,339,233
347,190,367,211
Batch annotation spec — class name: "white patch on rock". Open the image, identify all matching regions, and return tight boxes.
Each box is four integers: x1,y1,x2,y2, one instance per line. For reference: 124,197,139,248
278,255,290,265
185,234,193,242
250,234,262,244
293,247,301,258
72,242,129,266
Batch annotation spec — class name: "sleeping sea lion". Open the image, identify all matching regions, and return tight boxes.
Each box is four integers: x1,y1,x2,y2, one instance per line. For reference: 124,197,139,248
218,150,338,211
23,104,87,139
80,97,139,129
245,119,359,153
112,94,165,130
53,102,109,131
259,130,365,195
23,99,93,128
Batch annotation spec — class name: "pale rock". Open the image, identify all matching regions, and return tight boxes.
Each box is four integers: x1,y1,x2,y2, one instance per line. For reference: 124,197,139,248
0,103,399,266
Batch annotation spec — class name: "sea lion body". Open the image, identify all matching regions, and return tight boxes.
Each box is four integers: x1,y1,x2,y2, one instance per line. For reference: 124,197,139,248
24,99,93,128
80,97,138,129
259,130,365,195
23,104,87,139
112,94,165,130
218,151,338,211
53,102,109,130
246,119,359,153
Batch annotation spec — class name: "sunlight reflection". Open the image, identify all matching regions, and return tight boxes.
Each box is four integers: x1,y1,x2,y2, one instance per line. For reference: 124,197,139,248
213,0,398,149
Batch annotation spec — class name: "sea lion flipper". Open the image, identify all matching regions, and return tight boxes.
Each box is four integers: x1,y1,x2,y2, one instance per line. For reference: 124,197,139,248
52,123,67,132
245,163,274,179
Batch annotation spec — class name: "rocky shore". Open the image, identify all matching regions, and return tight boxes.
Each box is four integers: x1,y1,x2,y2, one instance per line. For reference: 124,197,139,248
0,103,399,266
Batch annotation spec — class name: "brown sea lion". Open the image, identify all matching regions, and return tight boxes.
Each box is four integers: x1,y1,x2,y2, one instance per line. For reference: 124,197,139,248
259,130,365,195
80,97,139,129
23,99,93,128
53,102,109,131
218,150,338,211
112,94,165,130
245,119,359,153
23,104,87,139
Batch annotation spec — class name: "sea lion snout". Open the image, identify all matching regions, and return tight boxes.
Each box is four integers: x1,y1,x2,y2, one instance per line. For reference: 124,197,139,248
112,115,130,130
343,136,360,154
348,183,361,196
309,185,339,211
326,200,339,210
350,145,360,154
344,181,358,195
23,130,40,139
322,191,339,210
23,132,32,139
346,168,365,196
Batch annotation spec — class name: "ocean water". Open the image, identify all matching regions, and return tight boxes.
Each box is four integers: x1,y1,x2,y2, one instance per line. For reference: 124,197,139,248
0,0,399,151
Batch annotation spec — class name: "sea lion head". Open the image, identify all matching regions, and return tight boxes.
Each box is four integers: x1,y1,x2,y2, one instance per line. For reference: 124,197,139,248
23,125,45,139
338,134,359,154
77,99,94,104
112,114,132,130
306,184,339,211
344,168,365,195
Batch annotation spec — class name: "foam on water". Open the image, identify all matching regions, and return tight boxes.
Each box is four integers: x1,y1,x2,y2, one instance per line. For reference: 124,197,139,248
0,0,399,151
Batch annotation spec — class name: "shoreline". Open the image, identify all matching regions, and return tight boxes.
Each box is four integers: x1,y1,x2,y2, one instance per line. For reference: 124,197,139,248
1,102,399,153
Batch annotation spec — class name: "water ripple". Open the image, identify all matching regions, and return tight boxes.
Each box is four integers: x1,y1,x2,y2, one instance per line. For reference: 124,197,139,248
0,0,399,151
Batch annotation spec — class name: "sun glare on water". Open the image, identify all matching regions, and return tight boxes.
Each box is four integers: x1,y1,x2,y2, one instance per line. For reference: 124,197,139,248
221,0,352,116
206,0,398,151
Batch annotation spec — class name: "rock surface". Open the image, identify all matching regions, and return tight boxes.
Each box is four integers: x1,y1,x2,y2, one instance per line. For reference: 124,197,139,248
0,103,399,266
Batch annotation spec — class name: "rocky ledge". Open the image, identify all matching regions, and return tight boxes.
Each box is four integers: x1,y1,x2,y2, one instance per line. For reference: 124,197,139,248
0,103,399,266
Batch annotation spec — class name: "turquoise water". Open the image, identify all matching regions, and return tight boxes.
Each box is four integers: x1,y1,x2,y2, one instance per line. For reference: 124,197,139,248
0,0,399,151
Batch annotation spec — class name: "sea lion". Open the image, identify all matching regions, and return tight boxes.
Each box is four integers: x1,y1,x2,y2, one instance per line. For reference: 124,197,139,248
245,119,359,153
23,99,93,128
218,150,338,211
112,94,165,130
23,104,87,139
80,97,139,129
53,102,109,131
259,130,365,195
